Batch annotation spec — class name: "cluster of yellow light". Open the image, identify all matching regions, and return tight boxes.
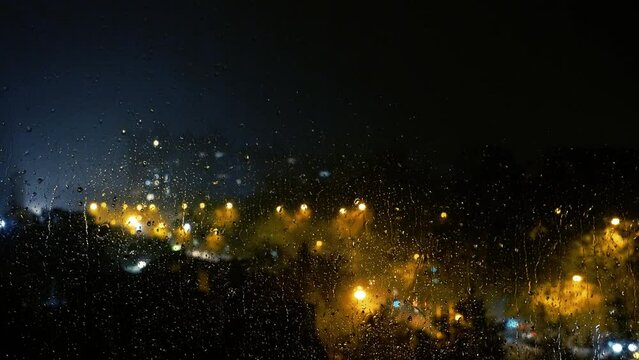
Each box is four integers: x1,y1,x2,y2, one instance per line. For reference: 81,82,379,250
454,313,463,321
339,208,347,215
199,202,206,209
300,204,308,212
611,217,621,226
358,203,367,211
572,274,583,282
413,253,420,261
136,204,143,211
182,203,188,210
276,205,284,213
354,286,366,301
440,211,448,219
554,207,562,215
100,202,107,209
315,240,323,248
149,204,156,211
225,202,233,210
89,202,98,211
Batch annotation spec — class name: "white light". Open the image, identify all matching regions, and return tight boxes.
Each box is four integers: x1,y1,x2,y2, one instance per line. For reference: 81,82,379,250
572,275,583,282
611,217,621,226
146,193,155,201
182,223,191,233
136,260,147,269
629,344,638,352
358,203,366,211
0,219,5,229
612,343,623,353
153,139,160,147
354,286,366,301
225,202,233,210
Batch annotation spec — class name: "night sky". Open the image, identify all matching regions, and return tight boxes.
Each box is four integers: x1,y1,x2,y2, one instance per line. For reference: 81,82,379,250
0,0,637,211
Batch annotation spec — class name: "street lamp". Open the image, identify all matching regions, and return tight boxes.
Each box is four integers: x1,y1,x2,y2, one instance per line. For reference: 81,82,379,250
354,286,366,301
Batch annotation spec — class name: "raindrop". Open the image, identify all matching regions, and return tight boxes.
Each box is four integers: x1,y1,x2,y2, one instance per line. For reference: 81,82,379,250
77,187,83,193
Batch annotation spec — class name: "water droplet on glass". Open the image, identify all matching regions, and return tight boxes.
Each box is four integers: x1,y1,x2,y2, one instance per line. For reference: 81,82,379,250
77,187,83,193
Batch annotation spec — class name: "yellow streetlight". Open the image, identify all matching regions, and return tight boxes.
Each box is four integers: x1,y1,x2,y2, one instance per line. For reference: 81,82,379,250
89,202,98,211
611,217,621,226
100,202,107,209
226,202,233,210
572,275,583,282
276,205,283,213
152,139,160,147
354,286,366,301
339,208,347,215
413,253,420,261
182,203,188,210
199,202,206,209
300,204,308,212
136,204,143,211
358,203,367,211
440,211,448,219
149,204,156,211
315,240,323,248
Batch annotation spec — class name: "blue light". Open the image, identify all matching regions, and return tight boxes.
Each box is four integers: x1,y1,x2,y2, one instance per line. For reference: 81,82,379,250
393,299,401,308
506,318,519,329
431,266,438,273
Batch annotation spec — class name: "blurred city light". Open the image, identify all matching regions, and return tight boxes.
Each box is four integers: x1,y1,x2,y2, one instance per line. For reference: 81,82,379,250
354,286,366,300
611,217,621,226
612,343,623,353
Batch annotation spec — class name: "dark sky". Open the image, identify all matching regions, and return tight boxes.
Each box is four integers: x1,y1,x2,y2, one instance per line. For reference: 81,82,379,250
0,0,637,211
